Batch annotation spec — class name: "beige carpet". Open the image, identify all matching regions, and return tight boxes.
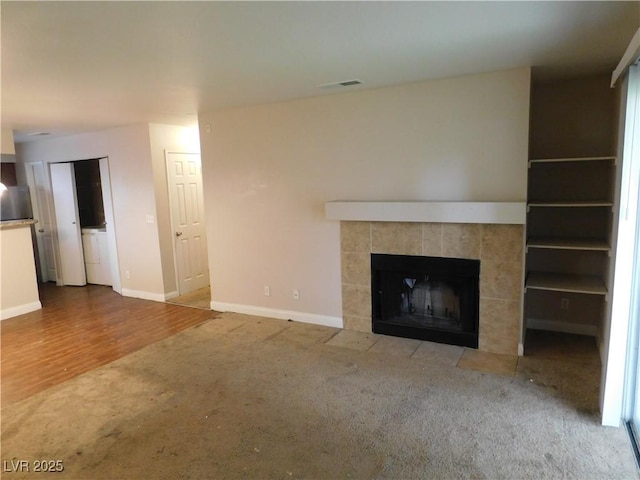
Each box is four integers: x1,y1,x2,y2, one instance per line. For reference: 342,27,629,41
1,313,637,479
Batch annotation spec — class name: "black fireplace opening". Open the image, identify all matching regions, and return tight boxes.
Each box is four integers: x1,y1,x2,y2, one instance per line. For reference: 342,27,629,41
371,254,480,348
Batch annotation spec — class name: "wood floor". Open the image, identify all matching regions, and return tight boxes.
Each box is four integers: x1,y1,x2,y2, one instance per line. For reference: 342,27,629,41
1,283,216,407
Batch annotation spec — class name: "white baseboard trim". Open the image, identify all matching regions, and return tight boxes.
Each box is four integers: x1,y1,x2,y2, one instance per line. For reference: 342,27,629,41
211,301,343,329
121,288,167,303
527,318,598,337
164,290,179,301
1,301,42,320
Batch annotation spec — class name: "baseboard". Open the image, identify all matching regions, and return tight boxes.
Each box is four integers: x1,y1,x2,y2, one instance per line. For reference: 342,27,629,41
121,288,167,303
211,301,343,329
527,318,598,337
164,290,179,301
0,301,42,320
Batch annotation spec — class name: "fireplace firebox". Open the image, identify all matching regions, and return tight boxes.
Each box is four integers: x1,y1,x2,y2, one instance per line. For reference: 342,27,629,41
371,254,480,348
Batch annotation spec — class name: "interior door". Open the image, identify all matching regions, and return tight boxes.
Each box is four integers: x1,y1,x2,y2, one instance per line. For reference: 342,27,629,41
50,162,86,286
98,157,122,294
25,162,57,282
166,152,209,295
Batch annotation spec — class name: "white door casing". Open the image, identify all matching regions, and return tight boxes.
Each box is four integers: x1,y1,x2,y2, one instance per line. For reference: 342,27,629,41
166,152,209,295
25,162,57,282
50,162,86,286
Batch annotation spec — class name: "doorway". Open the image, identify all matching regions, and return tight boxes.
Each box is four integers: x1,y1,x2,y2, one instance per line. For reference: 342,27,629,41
164,151,210,309
47,157,121,293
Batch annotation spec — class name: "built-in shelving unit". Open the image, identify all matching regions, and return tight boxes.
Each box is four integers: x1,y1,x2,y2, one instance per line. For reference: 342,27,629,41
525,156,614,294
524,154,615,335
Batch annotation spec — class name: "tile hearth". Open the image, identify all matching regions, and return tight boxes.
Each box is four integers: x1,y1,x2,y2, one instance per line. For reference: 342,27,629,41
340,221,525,355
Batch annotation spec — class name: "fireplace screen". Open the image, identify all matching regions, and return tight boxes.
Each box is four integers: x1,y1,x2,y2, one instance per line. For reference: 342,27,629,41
372,254,479,348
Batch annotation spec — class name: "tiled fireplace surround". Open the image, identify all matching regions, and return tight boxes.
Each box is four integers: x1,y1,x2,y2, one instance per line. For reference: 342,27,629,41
340,221,524,355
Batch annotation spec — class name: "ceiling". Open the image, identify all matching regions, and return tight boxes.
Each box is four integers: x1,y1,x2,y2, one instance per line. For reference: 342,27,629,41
2,1,639,143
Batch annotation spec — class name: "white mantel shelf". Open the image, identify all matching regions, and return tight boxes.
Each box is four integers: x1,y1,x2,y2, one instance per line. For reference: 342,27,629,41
325,201,527,225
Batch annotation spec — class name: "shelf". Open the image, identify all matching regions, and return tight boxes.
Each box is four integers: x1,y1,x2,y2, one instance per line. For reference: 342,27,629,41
528,200,613,208
525,272,607,295
527,237,610,251
529,156,616,165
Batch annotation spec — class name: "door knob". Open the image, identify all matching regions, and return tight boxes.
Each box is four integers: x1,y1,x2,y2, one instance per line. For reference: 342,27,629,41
38,229,45,233
176,231,183,237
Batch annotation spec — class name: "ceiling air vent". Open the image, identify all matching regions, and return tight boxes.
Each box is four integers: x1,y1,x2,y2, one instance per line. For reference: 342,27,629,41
318,79,364,89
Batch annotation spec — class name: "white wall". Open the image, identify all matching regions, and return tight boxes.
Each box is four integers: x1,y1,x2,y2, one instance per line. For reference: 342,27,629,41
16,125,167,299
148,123,201,296
0,225,41,319
199,68,531,321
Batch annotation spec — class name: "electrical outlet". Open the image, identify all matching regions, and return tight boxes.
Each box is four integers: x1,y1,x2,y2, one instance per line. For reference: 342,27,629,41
125,270,131,280
561,298,569,310
264,285,271,297
293,289,300,300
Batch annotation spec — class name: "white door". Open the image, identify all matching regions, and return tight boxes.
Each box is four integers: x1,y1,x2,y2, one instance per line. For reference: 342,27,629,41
25,162,57,282
166,152,209,294
50,162,86,286
98,157,122,294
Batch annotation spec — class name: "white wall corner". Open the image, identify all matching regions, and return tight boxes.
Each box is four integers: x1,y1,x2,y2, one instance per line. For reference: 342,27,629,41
211,301,343,329
517,343,524,356
0,301,42,321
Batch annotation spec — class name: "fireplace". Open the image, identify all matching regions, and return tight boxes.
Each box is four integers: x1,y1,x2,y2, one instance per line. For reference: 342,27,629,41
371,254,480,348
